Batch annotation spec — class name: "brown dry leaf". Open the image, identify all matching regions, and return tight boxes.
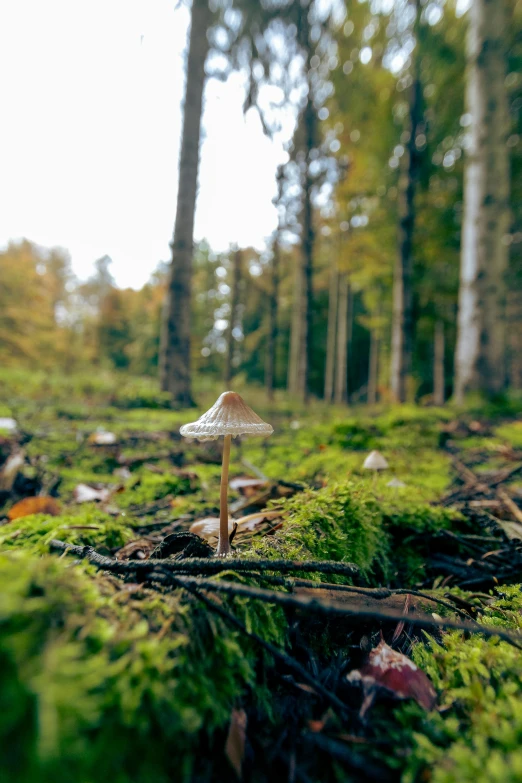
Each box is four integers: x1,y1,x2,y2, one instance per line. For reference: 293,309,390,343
229,476,268,496
225,708,247,779
346,639,437,718
235,510,283,531
73,483,111,503
115,539,155,561
8,496,61,521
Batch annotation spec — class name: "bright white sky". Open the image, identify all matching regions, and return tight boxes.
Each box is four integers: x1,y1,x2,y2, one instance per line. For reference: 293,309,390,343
0,0,289,288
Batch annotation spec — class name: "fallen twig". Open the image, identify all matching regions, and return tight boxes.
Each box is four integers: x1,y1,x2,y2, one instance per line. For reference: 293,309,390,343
49,539,360,578
241,574,471,620
49,539,522,649
165,574,522,650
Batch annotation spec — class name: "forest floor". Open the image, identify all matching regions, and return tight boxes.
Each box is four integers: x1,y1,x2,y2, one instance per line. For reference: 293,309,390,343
1,370,522,783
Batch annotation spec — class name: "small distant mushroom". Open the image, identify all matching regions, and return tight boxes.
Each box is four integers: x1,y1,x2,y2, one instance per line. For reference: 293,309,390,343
180,391,273,556
387,477,406,488
362,450,389,471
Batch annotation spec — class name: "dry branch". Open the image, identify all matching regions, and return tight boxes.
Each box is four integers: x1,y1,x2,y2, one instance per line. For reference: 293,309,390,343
50,539,522,649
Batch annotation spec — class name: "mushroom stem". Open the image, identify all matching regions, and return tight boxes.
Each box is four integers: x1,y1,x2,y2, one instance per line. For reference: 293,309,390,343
217,434,232,556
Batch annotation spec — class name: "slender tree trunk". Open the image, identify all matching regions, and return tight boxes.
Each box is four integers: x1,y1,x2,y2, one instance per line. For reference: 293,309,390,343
334,275,349,405
346,282,353,401
288,259,303,395
299,92,316,403
159,0,211,407
507,289,522,389
324,261,339,402
368,326,380,406
391,0,422,403
225,248,242,387
454,0,510,401
434,319,445,405
266,238,280,401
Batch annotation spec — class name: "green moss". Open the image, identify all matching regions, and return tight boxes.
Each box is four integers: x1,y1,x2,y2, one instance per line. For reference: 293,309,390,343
115,473,194,509
0,509,136,555
247,480,460,587
0,551,286,783
393,588,522,783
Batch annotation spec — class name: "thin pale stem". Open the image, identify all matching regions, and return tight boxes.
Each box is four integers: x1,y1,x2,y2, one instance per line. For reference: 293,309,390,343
217,434,232,556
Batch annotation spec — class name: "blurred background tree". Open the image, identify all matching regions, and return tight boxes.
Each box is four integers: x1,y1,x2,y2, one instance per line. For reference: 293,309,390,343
1,0,520,408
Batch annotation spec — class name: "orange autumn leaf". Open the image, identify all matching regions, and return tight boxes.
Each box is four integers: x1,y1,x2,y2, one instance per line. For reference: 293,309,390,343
8,496,61,521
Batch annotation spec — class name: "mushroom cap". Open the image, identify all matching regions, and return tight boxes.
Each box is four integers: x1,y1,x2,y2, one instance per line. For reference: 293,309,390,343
179,391,274,441
363,450,389,470
386,477,406,488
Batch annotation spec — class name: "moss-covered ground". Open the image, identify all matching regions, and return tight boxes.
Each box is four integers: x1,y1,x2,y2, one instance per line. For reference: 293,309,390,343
1,369,522,782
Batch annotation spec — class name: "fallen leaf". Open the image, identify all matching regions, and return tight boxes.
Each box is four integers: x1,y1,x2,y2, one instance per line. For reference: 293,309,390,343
346,639,437,718
229,476,268,496
495,519,522,541
0,417,18,434
235,510,283,531
8,496,61,521
0,451,25,491
73,484,111,503
190,517,234,540
225,709,247,779
116,538,156,560
391,594,412,645
88,431,118,446
113,466,132,481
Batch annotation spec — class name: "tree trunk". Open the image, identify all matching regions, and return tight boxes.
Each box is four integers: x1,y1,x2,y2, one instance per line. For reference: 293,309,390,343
225,248,242,388
433,319,445,406
368,326,379,406
324,261,339,403
288,259,304,395
507,289,522,389
159,0,211,407
266,238,280,401
454,0,510,401
299,92,316,403
390,0,422,403
334,275,349,405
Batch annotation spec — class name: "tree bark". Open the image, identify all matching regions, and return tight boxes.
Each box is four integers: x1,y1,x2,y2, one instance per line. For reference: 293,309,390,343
324,261,339,403
225,248,242,388
334,275,349,405
507,289,522,389
288,258,304,395
159,0,211,407
266,238,280,401
454,0,510,401
390,0,422,403
368,326,379,406
433,319,445,406
299,91,316,403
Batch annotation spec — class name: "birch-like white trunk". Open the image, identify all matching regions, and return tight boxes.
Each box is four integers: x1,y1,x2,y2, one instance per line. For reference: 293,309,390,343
454,0,510,401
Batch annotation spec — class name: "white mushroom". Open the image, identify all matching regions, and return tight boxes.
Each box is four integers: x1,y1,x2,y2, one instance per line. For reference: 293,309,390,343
362,450,389,471
387,477,406,488
180,392,273,556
